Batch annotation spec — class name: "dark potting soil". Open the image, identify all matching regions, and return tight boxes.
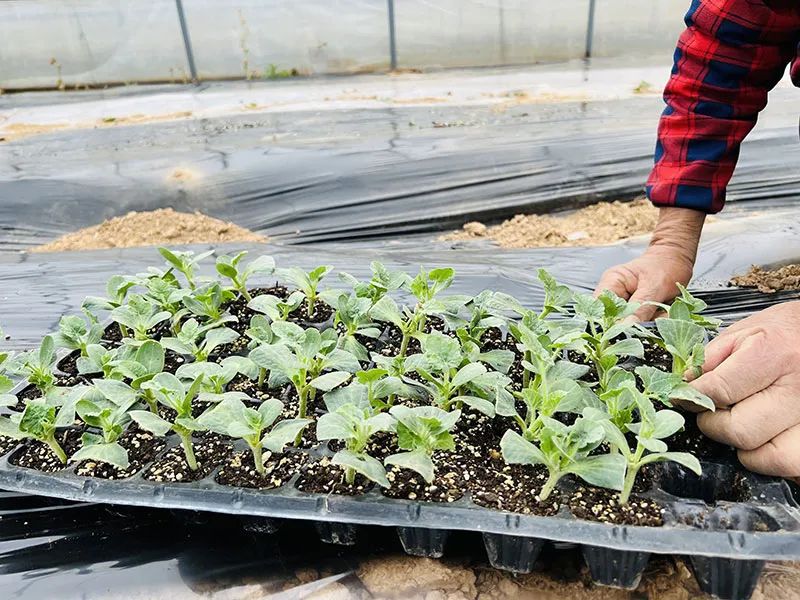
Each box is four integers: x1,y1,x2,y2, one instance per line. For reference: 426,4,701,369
57,350,81,377
163,350,187,374
569,485,665,527
222,284,290,329
667,414,735,461
74,430,166,480
378,324,421,356
0,435,19,457
226,373,288,402
479,327,505,350
213,335,250,358
143,435,232,483
382,462,464,503
101,323,124,344
565,350,599,384
9,428,83,473
470,460,563,516
12,374,86,411
328,430,398,460
642,338,672,371
288,300,334,325
452,409,505,456
333,323,381,356
216,449,307,489
294,456,373,496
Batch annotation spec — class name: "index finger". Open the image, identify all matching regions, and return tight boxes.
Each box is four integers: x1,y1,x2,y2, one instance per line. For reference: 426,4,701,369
690,329,783,408
594,267,635,299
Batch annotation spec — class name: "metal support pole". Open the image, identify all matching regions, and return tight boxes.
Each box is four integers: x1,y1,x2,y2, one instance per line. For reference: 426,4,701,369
387,0,398,71
584,0,597,59
175,0,199,84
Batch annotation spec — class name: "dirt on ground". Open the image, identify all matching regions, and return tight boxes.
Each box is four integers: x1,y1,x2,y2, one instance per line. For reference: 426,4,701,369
730,264,800,293
441,199,659,248
30,208,266,253
275,555,800,600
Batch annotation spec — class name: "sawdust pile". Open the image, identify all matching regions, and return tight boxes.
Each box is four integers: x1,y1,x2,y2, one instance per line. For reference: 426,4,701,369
31,208,267,253
730,264,800,293
441,199,659,248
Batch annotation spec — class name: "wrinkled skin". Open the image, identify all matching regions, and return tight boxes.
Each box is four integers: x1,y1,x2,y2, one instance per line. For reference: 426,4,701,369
689,303,800,481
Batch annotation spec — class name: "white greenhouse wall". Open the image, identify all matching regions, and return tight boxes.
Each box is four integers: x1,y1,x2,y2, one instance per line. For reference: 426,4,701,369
0,0,190,89
0,0,691,90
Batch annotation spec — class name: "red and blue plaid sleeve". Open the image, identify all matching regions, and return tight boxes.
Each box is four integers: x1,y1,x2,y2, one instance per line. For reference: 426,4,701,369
647,0,800,213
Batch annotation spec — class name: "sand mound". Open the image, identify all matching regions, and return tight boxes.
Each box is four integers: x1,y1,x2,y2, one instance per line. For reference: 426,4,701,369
441,199,658,248
31,208,267,253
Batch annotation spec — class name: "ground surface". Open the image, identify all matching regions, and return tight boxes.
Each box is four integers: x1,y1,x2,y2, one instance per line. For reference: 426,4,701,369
441,199,658,248
108,554,800,599
31,208,266,252
730,264,800,293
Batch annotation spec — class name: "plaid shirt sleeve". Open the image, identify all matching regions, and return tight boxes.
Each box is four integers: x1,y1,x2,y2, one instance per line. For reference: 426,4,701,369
647,0,800,213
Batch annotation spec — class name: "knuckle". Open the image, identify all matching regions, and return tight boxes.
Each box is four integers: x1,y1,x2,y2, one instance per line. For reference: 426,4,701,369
750,443,798,478
726,416,760,451
705,373,735,407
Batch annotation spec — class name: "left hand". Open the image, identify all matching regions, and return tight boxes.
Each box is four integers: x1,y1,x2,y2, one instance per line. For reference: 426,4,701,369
689,302,800,480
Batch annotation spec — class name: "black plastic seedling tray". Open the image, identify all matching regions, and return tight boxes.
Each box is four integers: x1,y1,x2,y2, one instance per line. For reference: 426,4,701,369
1,414,799,600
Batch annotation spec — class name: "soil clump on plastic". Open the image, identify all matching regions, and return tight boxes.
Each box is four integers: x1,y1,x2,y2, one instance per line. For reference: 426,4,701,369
730,263,800,293
442,199,658,248
30,208,267,253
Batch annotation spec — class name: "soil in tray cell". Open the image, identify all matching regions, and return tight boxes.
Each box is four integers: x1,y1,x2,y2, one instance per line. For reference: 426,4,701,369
226,373,285,401
288,300,334,325
163,350,187,374
666,414,735,461
641,338,672,371
57,351,81,377
295,456,374,496
470,460,563,516
9,428,83,473
15,374,85,409
0,435,19,457
478,327,505,351
102,323,124,344
143,434,231,483
223,284,290,325
569,485,665,527
75,430,166,480
216,449,307,489
382,458,465,503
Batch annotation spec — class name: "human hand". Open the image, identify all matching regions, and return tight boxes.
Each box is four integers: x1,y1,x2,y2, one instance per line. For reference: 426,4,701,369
594,206,705,321
594,246,693,321
690,302,800,480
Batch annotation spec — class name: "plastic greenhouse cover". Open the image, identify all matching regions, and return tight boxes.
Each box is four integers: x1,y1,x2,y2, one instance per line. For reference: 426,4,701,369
1,71,800,251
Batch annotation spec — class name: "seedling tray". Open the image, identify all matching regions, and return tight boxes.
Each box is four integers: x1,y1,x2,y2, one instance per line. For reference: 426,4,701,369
0,399,798,600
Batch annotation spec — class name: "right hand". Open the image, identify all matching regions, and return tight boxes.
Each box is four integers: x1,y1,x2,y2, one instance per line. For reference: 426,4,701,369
595,245,694,322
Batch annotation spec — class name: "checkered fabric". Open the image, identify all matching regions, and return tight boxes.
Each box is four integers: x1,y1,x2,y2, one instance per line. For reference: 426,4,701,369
647,0,800,213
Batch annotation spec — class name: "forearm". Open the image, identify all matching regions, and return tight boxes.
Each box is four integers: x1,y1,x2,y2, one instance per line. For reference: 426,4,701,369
647,207,706,265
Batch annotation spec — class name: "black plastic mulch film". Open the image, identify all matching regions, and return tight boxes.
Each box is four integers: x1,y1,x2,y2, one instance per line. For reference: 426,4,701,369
2,86,800,250
1,240,800,600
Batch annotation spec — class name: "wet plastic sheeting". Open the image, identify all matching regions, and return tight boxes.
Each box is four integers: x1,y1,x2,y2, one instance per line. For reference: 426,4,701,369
0,206,799,351
2,85,800,250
